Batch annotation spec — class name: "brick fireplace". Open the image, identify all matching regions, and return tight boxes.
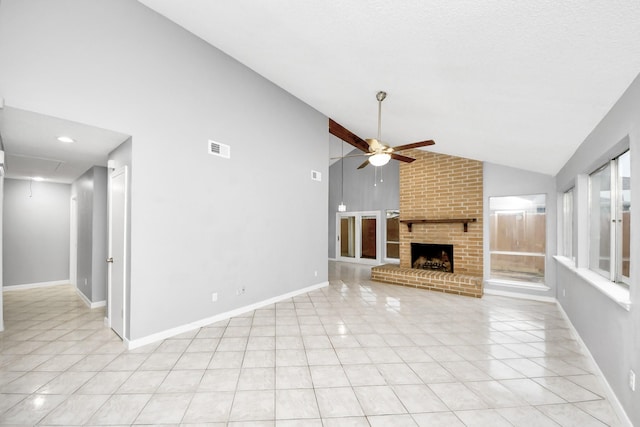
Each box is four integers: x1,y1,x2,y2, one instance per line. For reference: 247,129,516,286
371,149,484,297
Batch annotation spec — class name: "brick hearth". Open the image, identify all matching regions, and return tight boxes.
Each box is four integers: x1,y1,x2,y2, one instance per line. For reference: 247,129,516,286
371,264,483,297
371,149,484,298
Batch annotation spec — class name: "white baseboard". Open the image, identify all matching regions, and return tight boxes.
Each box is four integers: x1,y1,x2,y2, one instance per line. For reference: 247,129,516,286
3,280,68,291
126,281,329,350
483,287,557,303
556,302,632,426
74,288,106,309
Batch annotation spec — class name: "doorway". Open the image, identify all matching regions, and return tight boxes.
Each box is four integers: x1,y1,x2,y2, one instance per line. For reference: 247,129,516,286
108,166,128,339
336,211,381,265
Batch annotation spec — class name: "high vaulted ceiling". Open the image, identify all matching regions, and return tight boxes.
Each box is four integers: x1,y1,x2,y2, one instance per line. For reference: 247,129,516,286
139,0,640,175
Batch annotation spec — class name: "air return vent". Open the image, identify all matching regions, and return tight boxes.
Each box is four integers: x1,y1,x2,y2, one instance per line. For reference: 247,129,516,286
208,140,230,159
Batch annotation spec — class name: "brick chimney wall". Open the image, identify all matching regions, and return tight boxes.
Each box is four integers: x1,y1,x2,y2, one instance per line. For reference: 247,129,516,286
399,150,483,276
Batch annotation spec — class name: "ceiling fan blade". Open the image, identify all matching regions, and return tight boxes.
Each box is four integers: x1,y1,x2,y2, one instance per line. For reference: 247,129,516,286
329,119,370,153
390,153,416,163
357,159,370,169
330,153,371,160
391,140,435,151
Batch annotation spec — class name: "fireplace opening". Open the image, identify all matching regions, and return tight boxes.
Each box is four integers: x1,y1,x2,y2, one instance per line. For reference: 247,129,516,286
411,243,454,273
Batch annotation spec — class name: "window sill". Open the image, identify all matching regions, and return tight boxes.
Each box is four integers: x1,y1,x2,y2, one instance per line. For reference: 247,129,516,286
485,279,550,292
554,255,631,311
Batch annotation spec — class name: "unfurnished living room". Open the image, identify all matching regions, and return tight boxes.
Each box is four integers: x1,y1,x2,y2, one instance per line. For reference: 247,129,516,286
0,1,639,426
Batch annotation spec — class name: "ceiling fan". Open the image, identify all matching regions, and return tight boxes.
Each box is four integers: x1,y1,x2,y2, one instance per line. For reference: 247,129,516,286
330,91,435,169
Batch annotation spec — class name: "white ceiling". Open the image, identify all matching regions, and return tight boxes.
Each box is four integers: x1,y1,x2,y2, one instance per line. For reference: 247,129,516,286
139,0,640,175
0,107,130,183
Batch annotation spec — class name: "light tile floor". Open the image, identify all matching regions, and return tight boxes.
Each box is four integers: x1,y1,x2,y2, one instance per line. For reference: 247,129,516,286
0,261,625,426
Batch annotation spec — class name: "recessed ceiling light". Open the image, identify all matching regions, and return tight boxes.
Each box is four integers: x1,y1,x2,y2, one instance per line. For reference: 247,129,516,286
57,136,75,143
32,176,44,181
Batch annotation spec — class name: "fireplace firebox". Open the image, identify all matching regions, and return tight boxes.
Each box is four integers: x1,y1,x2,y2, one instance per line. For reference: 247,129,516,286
411,243,454,273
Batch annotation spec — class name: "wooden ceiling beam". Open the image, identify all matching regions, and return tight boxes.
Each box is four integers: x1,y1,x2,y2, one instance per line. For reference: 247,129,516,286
329,118,370,153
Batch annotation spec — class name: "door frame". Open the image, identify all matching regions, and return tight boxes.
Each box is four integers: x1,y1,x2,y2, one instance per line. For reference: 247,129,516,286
107,166,128,338
69,196,77,287
336,210,382,265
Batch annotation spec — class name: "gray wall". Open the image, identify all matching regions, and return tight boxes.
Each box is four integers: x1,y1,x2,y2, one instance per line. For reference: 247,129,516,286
555,72,640,426
3,178,70,286
72,166,108,303
0,0,328,340
483,162,557,298
92,167,107,302
328,144,400,259
0,172,4,330
74,170,93,297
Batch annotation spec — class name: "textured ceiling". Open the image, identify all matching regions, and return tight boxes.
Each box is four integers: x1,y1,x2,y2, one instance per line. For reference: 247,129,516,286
139,0,640,175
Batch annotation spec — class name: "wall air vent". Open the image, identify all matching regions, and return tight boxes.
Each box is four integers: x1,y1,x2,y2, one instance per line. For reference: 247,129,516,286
208,140,230,159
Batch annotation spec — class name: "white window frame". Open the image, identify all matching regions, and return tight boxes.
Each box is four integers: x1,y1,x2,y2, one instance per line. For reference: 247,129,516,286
384,209,400,263
488,194,547,286
588,151,630,286
562,188,574,262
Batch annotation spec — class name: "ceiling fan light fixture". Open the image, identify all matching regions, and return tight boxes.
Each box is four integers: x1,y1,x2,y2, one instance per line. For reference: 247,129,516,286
57,136,75,143
369,153,391,167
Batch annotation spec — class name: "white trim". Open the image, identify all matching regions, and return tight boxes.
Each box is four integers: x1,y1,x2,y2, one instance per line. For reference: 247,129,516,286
483,287,556,303
554,255,631,311
555,302,633,427
69,196,78,287
3,280,68,291
75,288,106,309
485,279,551,292
126,281,329,350
104,317,110,327
328,257,337,261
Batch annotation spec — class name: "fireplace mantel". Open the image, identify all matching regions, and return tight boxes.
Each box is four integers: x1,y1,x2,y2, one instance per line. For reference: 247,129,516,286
400,218,477,232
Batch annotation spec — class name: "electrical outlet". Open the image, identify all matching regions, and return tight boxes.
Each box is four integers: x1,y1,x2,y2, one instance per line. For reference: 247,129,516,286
314,270,318,277
630,370,636,391
562,289,566,297
236,288,246,296
211,293,218,302
84,278,87,286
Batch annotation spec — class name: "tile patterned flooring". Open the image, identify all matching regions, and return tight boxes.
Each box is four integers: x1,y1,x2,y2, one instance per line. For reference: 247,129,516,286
0,261,624,426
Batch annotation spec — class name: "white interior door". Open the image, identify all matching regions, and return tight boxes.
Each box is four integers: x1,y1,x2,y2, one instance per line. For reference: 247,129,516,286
108,167,127,339
336,211,381,265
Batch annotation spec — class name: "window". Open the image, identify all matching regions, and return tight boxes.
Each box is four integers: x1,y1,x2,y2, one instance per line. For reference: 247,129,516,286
386,210,400,260
589,150,630,284
489,195,546,283
562,189,574,260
